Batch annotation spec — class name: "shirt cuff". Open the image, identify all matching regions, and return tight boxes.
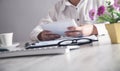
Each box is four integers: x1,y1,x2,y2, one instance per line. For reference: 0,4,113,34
94,24,108,36
30,26,43,41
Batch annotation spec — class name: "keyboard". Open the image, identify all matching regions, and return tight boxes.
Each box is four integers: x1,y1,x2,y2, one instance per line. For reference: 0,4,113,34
0,46,69,58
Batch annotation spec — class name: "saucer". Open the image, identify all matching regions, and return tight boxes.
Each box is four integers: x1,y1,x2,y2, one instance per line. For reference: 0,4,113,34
0,43,20,48
0,43,20,51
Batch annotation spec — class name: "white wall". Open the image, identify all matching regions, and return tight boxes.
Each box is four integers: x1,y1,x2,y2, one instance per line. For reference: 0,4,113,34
0,0,59,42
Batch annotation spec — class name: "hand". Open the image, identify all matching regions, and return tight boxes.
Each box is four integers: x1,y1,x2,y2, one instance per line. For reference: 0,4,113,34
65,24,98,37
65,26,82,37
37,30,61,41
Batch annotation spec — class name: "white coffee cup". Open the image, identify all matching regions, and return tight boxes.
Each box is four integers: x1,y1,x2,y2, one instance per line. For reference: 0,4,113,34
0,33,13,47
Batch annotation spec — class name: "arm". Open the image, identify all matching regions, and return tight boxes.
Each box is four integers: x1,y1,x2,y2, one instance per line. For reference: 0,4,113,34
30,4,59,41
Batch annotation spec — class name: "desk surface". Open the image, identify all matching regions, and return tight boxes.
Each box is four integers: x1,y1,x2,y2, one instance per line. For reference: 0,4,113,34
0,42,120,71
0,37,120,71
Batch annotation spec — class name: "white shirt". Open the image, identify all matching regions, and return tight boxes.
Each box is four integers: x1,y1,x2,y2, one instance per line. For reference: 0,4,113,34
30,0,109,41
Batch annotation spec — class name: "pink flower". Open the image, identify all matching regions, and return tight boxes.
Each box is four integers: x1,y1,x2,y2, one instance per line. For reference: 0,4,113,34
113,0,120,10
114,0,120,7
89,9,96,20
97,6,105,16
89,1,120,23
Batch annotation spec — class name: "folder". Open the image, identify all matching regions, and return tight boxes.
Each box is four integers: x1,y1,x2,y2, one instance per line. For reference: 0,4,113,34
26,35,98,49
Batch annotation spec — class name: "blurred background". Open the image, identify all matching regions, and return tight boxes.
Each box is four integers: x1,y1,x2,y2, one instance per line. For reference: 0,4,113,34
0,0,59,42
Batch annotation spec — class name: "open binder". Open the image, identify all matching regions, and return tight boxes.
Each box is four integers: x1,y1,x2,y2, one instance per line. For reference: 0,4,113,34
26,35,98,49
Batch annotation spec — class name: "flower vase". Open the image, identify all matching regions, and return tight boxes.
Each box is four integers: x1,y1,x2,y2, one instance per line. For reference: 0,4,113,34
105,23,120,44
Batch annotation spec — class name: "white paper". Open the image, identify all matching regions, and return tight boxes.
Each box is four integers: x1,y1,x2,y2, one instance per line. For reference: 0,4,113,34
40,20,78,35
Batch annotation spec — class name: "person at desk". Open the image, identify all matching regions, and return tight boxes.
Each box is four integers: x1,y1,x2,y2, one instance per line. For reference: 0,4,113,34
30,0,109,41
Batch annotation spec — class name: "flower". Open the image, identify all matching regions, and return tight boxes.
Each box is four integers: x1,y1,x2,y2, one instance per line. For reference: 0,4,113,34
89,9,96,20
97,6,105,16
89,0,120,24
114,0,120,7
114,0,120,10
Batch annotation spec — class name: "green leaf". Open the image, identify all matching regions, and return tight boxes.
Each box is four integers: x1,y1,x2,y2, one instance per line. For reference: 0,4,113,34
97,13,117,23
107,6,115,14
97,16,109,23
114,12,120,18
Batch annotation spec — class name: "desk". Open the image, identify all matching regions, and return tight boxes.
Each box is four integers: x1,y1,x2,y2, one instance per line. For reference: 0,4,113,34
0,43,120,71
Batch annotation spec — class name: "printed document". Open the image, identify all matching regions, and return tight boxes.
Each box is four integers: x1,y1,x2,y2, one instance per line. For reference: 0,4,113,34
40,20,77,35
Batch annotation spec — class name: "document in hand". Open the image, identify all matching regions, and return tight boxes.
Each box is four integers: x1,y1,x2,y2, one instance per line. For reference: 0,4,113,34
40,20,77,35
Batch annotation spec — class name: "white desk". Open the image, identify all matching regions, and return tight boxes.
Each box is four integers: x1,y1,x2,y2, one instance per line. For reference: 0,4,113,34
0,42,120,71
0,35,118,71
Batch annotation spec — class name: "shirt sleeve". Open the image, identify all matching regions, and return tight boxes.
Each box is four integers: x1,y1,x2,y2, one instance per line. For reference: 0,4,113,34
30,5,58,41
94,23,109,36
94,23,111,44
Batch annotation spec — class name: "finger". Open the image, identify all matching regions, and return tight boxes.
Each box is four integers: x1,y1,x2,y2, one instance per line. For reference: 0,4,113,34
47,34,60,40
67,26,76,31
54,34,61,38
75,26,82,31
65,31,82,37
66,32,76,37
67,26,82,31
42,30,60,41
40,31,52,41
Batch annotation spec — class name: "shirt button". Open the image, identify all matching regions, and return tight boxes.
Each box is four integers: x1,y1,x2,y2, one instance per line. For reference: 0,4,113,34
77,18,80,21
76,8,78,10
